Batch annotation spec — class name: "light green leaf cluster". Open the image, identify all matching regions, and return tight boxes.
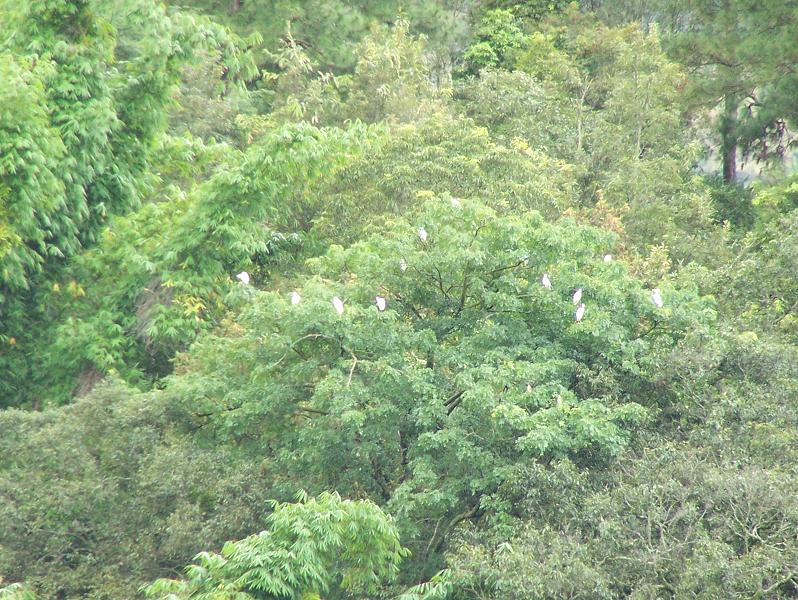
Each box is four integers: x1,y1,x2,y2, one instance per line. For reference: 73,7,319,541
462,9,527,73
0,53,66,293
0,583,36,600
143,492,407,599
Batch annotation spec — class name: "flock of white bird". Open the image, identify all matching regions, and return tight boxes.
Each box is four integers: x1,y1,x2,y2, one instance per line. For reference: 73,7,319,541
234,223,665,320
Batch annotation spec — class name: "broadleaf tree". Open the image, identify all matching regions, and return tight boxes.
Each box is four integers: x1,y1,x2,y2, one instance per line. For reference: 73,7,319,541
168,196,714,577
143,492,408,600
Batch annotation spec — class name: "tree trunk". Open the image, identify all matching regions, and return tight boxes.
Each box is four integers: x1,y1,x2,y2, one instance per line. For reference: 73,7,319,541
230,0,241,13
721,93,738,182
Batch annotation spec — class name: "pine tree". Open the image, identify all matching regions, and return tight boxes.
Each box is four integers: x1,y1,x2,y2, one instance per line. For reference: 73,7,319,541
664,0,798,181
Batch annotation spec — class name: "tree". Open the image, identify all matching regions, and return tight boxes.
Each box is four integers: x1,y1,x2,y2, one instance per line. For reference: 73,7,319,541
447,445,798,598
172,0,476,76
0,121,376,407
0,380,281,598
459,9,728,266
0,0,257,290
0,584,36,600
168,196,713,577
312,113,576,245
713,200,798,336
462,9,527,74
143,492,407,599
480,0,572,23
4,2,798,598
660,0,798,181
255,18,446,128
0,0,259,405
0,53,67,297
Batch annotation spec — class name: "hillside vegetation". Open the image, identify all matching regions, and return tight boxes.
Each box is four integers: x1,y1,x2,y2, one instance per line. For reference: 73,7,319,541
2,1,798,598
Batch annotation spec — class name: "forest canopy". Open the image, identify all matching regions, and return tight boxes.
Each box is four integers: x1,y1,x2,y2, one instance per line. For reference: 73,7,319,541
2,0,798,598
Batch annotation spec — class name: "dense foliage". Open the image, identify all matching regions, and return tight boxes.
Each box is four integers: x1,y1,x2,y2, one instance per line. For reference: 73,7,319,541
2,1,798,598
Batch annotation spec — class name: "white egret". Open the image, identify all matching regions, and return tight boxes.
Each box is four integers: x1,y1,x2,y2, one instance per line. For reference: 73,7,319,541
332,296,344,315
604,254,612,262
541,274,552,289
572,288,583,305
375,295,387,311
418,227,428,242
451,197,462,208
575,303,586,322
400,259,408,272
651,288,663,308
236,271,250,285
526,383,533,393
290,291,301,305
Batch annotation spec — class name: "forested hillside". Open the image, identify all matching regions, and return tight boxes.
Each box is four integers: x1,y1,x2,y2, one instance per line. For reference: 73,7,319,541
2,1,798,598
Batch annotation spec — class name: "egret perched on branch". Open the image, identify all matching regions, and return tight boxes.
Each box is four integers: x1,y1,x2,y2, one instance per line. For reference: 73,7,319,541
291,291,301,305
541,274,552,289
575,303,586,322
400,259,408,272
375,296,387,311
418,227,428,242
332,296,344,315
604,254,612,262
236,271,250,285
572,288,583,305
651,288,663,308
451,197,462,209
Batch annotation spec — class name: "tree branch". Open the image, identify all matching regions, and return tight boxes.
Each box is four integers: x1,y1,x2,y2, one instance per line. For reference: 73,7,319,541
428,503,481,557
346,350,358,387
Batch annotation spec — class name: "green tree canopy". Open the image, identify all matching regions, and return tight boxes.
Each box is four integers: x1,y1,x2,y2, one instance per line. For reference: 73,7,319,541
664,0,798,181
144,492,407,599
166,196,713,576
4,2,798,598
